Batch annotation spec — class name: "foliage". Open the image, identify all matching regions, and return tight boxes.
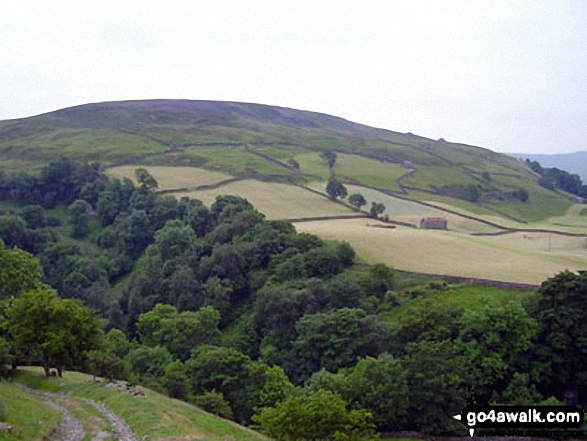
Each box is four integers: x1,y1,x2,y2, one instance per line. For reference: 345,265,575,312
403,340,469,434
326,175,347,200
253,389,376,441
320,150,338,168
348,193,367,210
162,360,189,399
135,167,159,191
68,199,91,239
526,271,587,402
5,288,104,376
455,301,537,403
137,304,221,361
369,202,385,219
193,390,234,419
0,240,45,299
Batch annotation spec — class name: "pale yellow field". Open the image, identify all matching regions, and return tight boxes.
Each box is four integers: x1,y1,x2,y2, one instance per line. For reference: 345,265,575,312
173,180,357,220
107,165,231,191
294,218,587,285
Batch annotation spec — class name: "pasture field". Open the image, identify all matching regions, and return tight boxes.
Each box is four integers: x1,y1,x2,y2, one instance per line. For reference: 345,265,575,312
344,185,502,234
400,165,480,190
485,174,573,222
295,152,407,191
183,145,292,175
173,179,357,220
107,165,231,191
293,218,587,285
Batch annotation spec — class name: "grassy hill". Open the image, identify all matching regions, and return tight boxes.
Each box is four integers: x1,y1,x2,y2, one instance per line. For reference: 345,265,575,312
0,367,267,441
0,99,573,222
1,99,585,285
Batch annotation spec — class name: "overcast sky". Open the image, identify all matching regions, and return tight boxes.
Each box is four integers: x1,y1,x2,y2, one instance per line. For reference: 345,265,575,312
1,1,586,154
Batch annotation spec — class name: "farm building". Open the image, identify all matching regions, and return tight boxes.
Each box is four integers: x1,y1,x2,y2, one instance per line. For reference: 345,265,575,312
420,217,447,230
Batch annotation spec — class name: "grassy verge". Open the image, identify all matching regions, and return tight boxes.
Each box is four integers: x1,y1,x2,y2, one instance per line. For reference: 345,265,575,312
0,380,60,441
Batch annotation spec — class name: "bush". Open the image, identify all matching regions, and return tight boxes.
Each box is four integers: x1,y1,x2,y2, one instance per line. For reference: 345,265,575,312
193,390,234,420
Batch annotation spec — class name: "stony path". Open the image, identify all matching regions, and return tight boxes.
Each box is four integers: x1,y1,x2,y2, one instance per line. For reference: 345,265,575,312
82,398,138,441
17,384,84,441
17,383,139,441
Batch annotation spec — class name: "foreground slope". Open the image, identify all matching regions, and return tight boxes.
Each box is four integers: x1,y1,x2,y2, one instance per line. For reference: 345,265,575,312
0,367,266,441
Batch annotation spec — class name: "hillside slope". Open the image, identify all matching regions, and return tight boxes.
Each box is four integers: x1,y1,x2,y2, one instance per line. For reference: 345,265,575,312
0,367,266,441
0,99,573,223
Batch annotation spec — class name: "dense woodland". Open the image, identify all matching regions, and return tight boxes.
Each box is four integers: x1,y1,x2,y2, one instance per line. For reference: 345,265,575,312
0,158,587,439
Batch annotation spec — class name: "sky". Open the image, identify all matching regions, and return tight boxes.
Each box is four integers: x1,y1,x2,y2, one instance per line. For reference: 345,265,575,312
1,0,586,154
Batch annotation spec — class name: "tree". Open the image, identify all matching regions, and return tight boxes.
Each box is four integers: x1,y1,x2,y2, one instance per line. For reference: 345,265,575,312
403,340,470,434
162,360,189,399
135,168,158,191
348,193,367,210
526,271,587,403
293,308,388,381
20,205,45,229
369,202,385,219
326,176,347,200
0,240,45,300
366,263,395,300
87,350,127,382
517,187,530,202
253,389,376,441
320,150,338,168
137,304,221,361
68,199,91,239
6,288,104,376
344,354,409,431
455,301,537,403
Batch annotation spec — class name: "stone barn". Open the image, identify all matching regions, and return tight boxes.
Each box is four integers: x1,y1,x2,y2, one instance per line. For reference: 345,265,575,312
420,217,447,230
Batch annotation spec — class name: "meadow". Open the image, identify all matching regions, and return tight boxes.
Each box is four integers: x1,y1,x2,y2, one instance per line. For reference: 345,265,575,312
293,218,587,285
107,165,231,191
173,179,357,220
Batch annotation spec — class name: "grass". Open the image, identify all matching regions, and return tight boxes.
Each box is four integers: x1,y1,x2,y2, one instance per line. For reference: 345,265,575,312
293,218,587,285
0,128,168,167
0,380,60,441
343,185,501,234
484,174,573,222
295,152,408,191
401,165,480,190
381,284,532,324
173,180,357,220
11,367,266,441
106,165,231,191
179,145,292,176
